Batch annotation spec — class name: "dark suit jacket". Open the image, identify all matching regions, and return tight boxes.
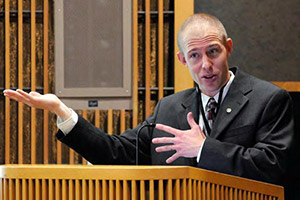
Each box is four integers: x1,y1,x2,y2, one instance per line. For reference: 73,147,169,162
56,67,294,185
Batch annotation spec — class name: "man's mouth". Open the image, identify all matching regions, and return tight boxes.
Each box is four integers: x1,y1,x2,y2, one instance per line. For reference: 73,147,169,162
202,75,216,80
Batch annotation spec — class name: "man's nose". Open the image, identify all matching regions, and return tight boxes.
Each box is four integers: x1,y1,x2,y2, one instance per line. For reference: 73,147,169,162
202,55,212,69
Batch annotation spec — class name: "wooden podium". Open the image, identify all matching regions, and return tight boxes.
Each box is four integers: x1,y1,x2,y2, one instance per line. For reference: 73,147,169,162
0,165,284,200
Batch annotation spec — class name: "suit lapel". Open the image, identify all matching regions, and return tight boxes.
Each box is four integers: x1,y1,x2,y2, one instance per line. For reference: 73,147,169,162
176,89,199,131
210,67,252,138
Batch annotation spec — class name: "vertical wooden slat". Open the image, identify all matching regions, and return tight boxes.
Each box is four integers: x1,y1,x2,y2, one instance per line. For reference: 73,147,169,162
198,181,201,200
49,179,53,200
207,183,211,200
69,149,75,164
4,0,11,165
123,180,129,200
102,180,107,200
0,179,3,200
107,110,113,135
201,182,206,200
55,179,61,200
174,0,194,92
82,180,87,200
57,140,62,164
9,179,15,200
109,180,114,200
31,0,37,164
29,179,34,200
95,180,100,200
116,180,121,200
140,180,145,200
15,179,20,200
145,0,151,118
22,179,27,200
158,0,164,100
88,180,94,200
120,110,126,132
212,183,215,200
149,180,154,200
61,180,67,200
131,181,137,200
43,0,49,164
188,179,192,200
18,0,24,164
158,179,164,200
95,110,100,128
4,179,9,200
132,0,138,127
193,180,197,200
167,179,172,200
68,180,74,200
35,179,40,200
181,179,187,200
75,180,81,200
42,179,47,200
175,179,180,200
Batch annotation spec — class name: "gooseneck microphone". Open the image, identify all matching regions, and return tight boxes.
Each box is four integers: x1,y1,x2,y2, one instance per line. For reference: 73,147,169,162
136,122,156,165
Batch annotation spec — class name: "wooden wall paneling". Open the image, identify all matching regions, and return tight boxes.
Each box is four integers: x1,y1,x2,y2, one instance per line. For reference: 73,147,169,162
132,0,138,127
145,0,151,118
120,109,126,133
174,0,194,93
4,0,10,164
17,0,23,164
159,179,163,200
158,0,164,100
149,180,154,200
31,0,37,164
107,110,113,135
43,0,49,164
273,82,300,92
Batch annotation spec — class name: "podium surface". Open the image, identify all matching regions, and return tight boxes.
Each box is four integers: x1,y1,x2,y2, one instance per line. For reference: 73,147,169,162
0,165,284,199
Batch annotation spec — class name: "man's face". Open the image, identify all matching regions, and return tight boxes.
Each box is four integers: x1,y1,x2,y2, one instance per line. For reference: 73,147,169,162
177,29,232,97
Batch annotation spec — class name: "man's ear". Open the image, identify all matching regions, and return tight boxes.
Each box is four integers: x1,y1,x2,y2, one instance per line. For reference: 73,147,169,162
177,51,187,66
226,38,233,56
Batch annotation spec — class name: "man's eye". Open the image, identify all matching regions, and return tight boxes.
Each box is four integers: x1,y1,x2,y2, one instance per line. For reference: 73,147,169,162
190,53,199,58
207,48,220,56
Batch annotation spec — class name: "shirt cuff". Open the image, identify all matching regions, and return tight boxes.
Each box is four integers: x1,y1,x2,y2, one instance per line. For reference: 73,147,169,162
196,138,206,162
57,109,78,135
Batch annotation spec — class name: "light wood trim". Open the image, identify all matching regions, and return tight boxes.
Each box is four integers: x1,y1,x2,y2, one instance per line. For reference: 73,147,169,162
149,180,154,200
132,0,138,127
181,179,187,200
88,180,94,200
140,180,145,200
56,140,62,164
43,0,49,164
29,179,34,200
158,0,164,99
159,179,163,200
123,180,129,200
95,180,100,200
18,0,24,164
175,179,180,200
22,179,27,200
5,0,10,165
107,110,113,135
145,0,151,118
15,179,20,200
69,149,75,164
116,180,121,200
131,181,137,200
174,0,194,92
62,180,67,200
120,110,126,132
0,165,284,200
272,81,300,92
109,179,114,200
31,0,37,164
82,179,87,200
42,179,47,200
95,110,100,128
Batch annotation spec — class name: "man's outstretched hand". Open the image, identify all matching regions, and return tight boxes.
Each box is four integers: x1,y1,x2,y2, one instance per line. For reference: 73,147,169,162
3,89,72,120
152,112,206,163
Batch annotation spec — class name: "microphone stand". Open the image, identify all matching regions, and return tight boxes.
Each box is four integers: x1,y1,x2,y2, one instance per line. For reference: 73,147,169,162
136,123,156,165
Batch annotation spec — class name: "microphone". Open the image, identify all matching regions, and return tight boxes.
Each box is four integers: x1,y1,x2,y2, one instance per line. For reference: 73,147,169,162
136,122,156,165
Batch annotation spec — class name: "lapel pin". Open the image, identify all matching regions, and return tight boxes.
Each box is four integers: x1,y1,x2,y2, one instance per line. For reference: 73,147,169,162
226,108,232,113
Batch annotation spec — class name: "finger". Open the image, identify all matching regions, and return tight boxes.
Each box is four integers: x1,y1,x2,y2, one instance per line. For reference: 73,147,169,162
166,153,180,164
29,91,41,96
155,124,181,136
152,137,177,144
155,145,177,153
187,112,198,128
4,90,29,103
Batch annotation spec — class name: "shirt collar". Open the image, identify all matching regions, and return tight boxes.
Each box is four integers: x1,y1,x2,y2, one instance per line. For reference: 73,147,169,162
201,70,235,108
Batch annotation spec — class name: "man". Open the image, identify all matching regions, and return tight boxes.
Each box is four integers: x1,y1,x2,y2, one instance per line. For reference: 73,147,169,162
3,13,293,185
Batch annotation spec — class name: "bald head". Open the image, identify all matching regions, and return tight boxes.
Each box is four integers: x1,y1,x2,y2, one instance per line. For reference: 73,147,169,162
177,13,228,53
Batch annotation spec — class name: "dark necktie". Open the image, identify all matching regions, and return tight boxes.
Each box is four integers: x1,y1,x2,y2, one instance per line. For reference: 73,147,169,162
206,98,218,125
